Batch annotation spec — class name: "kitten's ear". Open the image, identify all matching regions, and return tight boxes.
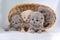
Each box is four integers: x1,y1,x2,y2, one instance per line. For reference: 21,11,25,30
38,7,46,13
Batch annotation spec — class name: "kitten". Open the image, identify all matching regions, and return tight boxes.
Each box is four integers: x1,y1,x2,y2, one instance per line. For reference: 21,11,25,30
6,13,23,31
38,7,53,27
20,10,33,32
28,12,44,33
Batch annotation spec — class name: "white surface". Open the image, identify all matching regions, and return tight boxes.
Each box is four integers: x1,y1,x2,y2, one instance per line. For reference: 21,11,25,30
0,0,60,40
0,31,60,40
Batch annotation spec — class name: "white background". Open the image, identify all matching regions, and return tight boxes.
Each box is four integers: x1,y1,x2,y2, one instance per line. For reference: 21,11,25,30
0,0,60,40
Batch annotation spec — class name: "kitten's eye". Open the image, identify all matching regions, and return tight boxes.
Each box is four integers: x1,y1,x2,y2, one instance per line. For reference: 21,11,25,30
41,17,43,19
12,21,14,23
24,17,25,18
32,19,34,20
15,22,17,24
36,20,38,21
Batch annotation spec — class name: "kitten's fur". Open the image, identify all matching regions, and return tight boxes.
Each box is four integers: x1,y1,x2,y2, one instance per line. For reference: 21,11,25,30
20,10,33,32
21,10,33,23
28,12,44,33
38,7,53,27
6,13,23,31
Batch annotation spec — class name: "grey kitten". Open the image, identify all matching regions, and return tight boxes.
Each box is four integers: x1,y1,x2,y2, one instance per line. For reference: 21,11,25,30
28,12,44,33
38,7,53,27
6,13,23,31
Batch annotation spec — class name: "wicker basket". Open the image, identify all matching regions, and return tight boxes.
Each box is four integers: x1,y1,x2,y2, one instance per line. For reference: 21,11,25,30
8,4,56,30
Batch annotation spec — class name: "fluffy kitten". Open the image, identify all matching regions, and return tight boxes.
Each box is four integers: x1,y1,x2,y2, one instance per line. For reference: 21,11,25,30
20,10,33,32
6,13,23,31
38,7,53,27
28,12,44,33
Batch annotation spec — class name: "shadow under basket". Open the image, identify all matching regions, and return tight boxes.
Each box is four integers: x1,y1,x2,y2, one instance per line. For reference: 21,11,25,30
8,4,56,31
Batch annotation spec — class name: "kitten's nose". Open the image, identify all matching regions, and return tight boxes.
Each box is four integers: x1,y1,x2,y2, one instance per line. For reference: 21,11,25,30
26,20,29,23
34,22,35,23
26,20,28,21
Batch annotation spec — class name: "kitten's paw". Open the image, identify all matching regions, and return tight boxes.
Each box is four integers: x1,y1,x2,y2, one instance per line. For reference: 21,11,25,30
38,30,46,33
41,30,46,32
37,30,42,33
28,29,35,33
5,28,9,31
